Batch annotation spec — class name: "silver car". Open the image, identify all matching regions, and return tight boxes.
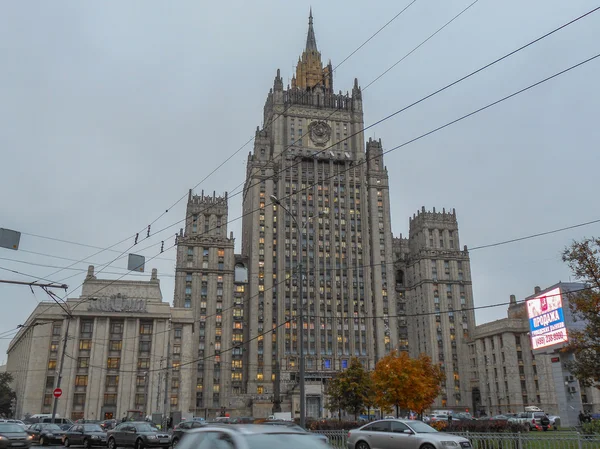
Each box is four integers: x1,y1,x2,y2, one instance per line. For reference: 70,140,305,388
178,424,330,449
347,419,471,449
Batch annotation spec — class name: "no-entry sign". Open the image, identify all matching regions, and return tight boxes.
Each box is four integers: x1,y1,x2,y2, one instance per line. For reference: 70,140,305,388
53,388,62,398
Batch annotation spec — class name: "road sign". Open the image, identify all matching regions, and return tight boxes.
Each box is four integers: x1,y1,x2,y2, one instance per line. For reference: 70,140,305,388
53,388,62,398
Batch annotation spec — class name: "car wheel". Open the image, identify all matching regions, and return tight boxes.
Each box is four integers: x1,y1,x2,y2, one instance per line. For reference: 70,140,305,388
64,438,70,447
39,437,46,446
356,441,370,449
420,445,436,449
172,438,179,448
107,438,117,449
135,439,144,449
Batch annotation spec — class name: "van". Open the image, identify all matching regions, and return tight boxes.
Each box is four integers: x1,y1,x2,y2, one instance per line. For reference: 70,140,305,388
40,417,73,425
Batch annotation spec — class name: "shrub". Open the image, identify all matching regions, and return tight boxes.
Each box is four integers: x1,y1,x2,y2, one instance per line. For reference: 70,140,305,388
306,419,363,431
582,420,600,435
443,420,528,433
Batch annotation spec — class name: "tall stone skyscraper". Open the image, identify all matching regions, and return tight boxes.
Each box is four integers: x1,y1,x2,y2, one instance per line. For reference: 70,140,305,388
394,208,476,410
173,190,244,414
241,12,398,416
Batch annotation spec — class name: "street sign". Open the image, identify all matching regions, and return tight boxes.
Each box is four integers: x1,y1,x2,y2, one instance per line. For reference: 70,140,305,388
53,388,62,398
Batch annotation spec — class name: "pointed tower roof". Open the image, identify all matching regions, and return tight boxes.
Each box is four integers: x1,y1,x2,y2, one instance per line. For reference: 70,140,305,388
306,8,318,51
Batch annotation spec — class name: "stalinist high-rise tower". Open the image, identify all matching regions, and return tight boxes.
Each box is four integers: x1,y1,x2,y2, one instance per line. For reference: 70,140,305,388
241,11,399,417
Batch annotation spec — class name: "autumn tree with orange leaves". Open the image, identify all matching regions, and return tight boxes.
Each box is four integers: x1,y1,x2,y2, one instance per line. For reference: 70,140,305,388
372,351,444,417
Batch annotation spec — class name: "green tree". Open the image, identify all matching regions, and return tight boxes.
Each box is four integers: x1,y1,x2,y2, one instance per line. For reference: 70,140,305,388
562,238,600,388
325,374,344,420
0,372,16,418
326,358,372,420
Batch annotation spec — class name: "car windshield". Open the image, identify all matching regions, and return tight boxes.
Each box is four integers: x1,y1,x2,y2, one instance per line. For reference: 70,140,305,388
83,425,103,432
0,424,25,433
133,423,156,433
41,424,62,431
407,421,438,433
245,433,328,449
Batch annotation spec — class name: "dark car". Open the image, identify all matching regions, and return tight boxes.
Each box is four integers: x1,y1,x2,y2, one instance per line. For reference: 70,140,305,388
26,423,65,446
63,424,107,448
107,422,170,449
170,422,206,447
0,423,32,448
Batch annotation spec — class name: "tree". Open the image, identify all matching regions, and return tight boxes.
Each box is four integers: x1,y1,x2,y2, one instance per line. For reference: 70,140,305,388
0,372,16,418
372,351,444,417
325,358,372,420
325,375,344,421
562,238,600,388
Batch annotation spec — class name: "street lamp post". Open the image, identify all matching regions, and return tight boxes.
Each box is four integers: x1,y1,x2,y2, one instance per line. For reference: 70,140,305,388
270,195,309,429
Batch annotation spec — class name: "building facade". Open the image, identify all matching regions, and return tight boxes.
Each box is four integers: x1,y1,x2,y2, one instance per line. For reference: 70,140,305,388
172,190,249,418
394,208,477,410
470,283,600,425
6,266,195,421
240,12,398,418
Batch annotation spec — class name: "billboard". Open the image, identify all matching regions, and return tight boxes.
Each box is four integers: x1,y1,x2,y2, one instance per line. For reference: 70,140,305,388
526,287,569,350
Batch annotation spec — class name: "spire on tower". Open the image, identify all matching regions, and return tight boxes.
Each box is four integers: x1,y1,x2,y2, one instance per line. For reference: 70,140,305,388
306,8,317,51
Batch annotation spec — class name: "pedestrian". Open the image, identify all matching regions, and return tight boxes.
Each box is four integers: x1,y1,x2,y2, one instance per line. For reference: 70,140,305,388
168,416,173,430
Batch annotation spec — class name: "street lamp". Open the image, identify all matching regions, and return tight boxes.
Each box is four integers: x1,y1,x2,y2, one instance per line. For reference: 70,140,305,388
270,195,312,429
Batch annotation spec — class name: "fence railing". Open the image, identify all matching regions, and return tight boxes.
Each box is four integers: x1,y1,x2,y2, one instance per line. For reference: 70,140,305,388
311,430,600,449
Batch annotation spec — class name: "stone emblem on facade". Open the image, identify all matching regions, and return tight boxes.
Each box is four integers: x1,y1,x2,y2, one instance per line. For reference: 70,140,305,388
308,120,331,146
87,293,147,313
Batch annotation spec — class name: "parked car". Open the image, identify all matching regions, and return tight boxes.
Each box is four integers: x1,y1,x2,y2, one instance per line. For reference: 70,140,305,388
63,423,108,448
25,423,66,446
101,420,117,431
106,422,171,449
171,421,206,447
177,424,328,449
348,419,472,449
259,421,329,444
0,422,33,448
509,412,550,430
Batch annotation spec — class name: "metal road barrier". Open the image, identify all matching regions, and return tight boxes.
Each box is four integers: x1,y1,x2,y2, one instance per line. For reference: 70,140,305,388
311,430,600,449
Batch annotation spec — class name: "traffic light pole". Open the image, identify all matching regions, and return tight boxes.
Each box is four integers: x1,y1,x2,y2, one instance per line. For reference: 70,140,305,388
51,316,71,424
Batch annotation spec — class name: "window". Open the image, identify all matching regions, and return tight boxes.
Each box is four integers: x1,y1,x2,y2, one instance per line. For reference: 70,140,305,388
140,323,153,335
73,394,86,406
135,394,145,406
174,328,182,339
43,394,53,406
78,358,89,368
45,376,55,389
139,341,151,352
136,376,146,386
75,375,88,386
111,322,123,334
104,394,117,405
107,358,120,369
110,340,122,351
80,321,93,334
106,375,119,387
173,345,181,355
217,249,225,258
138,358,150,369
50,342,59,353
170,396,179,406
79,340,92,350
48,360,57,370
52,325,62,336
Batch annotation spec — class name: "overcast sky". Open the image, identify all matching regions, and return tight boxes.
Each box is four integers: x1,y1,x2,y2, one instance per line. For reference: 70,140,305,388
1,0,599,359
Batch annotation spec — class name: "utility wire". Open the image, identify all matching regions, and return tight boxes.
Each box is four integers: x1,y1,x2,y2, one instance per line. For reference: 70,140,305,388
17,47,600,327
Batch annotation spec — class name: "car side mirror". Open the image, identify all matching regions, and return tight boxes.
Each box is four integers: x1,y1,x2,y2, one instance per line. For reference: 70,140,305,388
403,430,413,434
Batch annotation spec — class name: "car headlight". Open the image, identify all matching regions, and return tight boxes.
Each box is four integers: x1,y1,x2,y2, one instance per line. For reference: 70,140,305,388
46,434,54,437
91,435,99,439
460,443,471,448
146,435,157,439
27,436,33,440
0,436,6,440
441,442,459,447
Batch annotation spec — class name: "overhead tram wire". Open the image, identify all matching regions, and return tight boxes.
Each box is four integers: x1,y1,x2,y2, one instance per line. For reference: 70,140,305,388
24,212,600,349
132,5,600,251
55,285,596,375
21,10,599,324
27,1,456,300
36,49,600,317
222,0,482,200
30,4,419,296
148,1,421,228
